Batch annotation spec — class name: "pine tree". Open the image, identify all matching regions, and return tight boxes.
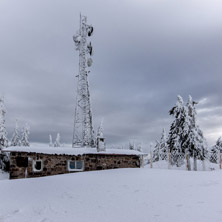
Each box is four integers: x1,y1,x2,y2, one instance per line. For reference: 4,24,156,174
167,95,188,166
129,141,134,150
184,95,207,170
167,95,208,169
11,120,21,146
54,133,61,147
210,137,222,163
96,120,106,152
49,134,53,147
97,120,104,138
153,129,168,162
0,97,8,149
152,140,160,162
137,142,142,152
20,123,30,147
215,137,222,151
159,129,168,160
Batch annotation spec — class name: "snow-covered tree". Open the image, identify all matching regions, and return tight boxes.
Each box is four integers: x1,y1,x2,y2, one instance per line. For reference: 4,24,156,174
49,134,53,147
136,143,142,152
215,137,222,151
210,137,222,163
184,95,207,170
20,123,30,147
159,129,168,160
11,120,21,146
153,129,168,162
167,95,188,166
96,120,106,152
167,95,207,169
152,140,160,162
0,97,8,149
129,141,135,150
54,133,61,147
97,120,104,139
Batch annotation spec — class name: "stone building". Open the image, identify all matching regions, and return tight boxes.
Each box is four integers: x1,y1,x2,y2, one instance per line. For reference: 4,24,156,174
2,146,143,179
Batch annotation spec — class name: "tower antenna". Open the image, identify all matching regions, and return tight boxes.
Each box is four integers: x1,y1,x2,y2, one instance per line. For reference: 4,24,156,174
72,15,94,147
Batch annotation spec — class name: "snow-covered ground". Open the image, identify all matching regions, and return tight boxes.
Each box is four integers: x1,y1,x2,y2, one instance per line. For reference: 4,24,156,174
1,167,222,222
0,170,9,180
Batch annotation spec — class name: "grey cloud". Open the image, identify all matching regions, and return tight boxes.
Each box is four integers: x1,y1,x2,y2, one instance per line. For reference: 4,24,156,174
1,0,222,148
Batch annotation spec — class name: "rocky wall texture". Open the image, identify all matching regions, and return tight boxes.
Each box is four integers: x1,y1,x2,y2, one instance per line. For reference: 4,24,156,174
8,152,141,179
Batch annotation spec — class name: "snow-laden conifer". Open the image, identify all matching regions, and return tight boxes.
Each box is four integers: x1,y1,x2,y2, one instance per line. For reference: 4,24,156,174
167,95,207,168
96,120,106,152
11,120,21,146
54,133,61,147
184,95,207,170
0,97,8,149
215,137,222,151
210,137,222,163
20,123,30,147
97,120,104,138
49,134,53,147
137,143,142,152
153,140,160,162
153,129,168,162
167,95,188,166
159,129,168,160
129,141,134,150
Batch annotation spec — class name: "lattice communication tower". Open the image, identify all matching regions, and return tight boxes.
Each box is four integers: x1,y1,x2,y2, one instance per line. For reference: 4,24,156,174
72,14,94,147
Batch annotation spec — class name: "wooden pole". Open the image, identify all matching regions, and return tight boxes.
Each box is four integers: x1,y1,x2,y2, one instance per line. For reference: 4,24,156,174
219,151,221,170
168,150,171,169
193,154,197,171
185,151,191,171
142,155,144,168
150,151,153,168
150,143,153,169
202,159,206,171
186,153,189,171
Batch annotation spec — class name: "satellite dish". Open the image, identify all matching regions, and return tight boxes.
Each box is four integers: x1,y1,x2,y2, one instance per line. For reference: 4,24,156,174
87,26,94,36
73,35,81,50
73,35,81,45
87,42,93,56
87,58,93,67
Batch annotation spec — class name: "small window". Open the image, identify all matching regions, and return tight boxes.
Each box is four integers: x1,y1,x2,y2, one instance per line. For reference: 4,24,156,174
67,160,84,172
76,161,83,169
33,160,43,172
69,161,76,170
16,157,28,167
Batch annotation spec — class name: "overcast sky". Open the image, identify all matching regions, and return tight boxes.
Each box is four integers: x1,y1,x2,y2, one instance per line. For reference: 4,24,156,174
0,0,222,149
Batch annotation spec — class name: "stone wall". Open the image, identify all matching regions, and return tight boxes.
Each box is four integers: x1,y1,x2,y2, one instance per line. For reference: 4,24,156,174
8,151,141,179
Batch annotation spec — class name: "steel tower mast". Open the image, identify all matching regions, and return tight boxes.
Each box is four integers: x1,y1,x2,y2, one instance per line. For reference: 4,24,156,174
72,14,94,147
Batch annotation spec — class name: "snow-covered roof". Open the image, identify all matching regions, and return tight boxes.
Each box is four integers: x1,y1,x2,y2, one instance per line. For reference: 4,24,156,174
2,145,143,156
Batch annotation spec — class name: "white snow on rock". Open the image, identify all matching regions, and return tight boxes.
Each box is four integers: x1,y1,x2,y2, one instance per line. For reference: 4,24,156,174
0,168,222,222
2,144,143,156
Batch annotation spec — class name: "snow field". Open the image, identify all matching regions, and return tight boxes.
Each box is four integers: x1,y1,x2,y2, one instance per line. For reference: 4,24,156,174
1,168,222,222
